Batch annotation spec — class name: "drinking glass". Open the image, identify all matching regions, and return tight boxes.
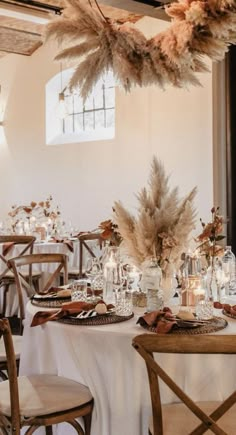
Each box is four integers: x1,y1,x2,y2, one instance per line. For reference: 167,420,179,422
86,258,102,301
112,262,125,304
123,264,142,292
115,291,133,316
195,299,214,320
71,280,87,301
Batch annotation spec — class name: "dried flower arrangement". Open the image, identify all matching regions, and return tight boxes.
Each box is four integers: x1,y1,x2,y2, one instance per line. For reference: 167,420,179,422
113,157,197,271
98,219,122,246
8,195,61,224
46,0,236,101
195,206,225,263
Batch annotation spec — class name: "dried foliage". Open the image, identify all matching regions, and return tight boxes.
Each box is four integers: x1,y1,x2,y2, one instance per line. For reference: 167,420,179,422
8,195,61,223
195,206,226,260
46,0,236,101
113,157,197,270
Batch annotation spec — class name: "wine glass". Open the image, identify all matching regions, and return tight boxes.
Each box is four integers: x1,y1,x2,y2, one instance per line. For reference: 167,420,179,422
112,262,125,303
86,258,102,301
123,264,142,292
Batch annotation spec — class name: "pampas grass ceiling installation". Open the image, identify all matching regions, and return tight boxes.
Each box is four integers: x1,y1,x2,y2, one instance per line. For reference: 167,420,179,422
46,0,236,101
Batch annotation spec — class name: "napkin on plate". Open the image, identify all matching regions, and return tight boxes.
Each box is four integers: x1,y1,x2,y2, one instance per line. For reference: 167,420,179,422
50,237,74,253
31,301,96,327
137,307,177,334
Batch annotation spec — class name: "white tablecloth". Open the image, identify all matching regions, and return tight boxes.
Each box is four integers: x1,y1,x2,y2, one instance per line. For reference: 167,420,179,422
20,304,236,435
0,241,80,316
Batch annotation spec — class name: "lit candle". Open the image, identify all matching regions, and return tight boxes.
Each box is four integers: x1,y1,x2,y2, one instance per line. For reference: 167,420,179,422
193,287,205,297
104,254,116,280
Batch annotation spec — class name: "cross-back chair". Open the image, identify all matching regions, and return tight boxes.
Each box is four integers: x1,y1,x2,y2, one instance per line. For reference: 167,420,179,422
0,235,40,317
132,334,236,435
0,236,39,380
0,317,94,435
61,233,105,283
0,254,68,380
9,253,68,325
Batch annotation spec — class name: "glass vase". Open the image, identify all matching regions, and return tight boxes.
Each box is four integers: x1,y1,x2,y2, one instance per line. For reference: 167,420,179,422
206,257,225,302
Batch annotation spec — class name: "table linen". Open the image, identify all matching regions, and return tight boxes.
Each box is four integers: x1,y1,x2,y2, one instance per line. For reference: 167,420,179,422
19,303,236,435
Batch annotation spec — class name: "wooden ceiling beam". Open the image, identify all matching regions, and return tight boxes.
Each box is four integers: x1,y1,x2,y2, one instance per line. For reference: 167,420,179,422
99,0,170,21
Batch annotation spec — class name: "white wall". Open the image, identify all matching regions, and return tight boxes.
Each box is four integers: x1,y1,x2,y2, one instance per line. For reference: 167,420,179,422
0,16,213,232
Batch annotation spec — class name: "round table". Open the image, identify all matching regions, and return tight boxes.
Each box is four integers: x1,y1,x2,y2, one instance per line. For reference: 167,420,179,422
20,303,236,435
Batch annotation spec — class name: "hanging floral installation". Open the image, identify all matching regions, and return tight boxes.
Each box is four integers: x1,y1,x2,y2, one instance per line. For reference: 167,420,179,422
46,0,236,101
113,157,197,270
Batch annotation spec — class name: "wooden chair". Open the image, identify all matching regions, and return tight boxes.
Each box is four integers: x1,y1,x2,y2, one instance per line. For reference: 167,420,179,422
9,253,68,325
60,233,105,284
0,254,68,381
0,235,41,316
132,334,236,435
0,317,93,434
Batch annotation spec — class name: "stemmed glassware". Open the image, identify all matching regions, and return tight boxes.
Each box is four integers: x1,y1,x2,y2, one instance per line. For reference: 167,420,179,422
123,264,142,292
86,258,102,301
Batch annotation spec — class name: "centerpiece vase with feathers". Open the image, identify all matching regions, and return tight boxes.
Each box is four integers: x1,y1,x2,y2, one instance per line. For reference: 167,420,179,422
196,207,225,302
114,156,197,305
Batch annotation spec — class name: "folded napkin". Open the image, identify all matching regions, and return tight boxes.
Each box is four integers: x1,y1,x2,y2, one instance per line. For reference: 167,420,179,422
31,301,96,327
34,287,71,298
50,237,74,253
2,242,15,256
214,301,236,316
137,307,177,334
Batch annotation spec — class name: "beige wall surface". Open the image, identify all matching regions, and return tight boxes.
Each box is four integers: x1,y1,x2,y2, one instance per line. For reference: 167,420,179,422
0,17,213,233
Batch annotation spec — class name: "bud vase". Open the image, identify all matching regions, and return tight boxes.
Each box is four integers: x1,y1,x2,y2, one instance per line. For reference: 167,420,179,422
206,257,224,302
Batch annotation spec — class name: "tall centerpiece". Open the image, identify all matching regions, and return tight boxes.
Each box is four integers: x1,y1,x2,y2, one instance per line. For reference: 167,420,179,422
113,156,197,304
195,206,225,301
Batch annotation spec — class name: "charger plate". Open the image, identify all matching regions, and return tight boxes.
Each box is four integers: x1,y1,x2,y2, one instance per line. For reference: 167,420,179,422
31,297,71,308
57,312,134,326
141,316,227,335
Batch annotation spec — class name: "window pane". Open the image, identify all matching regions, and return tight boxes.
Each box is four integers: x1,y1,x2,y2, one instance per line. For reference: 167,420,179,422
73,94,83,113
105,87,115,108
84,93,93,111
105,109,115,128
95,110,105,129
94,90,104,109
74,114,84,132
84,112,94,130
64,115,74,134
65,95,73,114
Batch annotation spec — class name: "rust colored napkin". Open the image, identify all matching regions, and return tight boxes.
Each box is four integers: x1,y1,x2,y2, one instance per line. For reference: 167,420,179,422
2,242,15,256
31,301,96,327
214,301,236,316
137,307,177,334
50,237,74,253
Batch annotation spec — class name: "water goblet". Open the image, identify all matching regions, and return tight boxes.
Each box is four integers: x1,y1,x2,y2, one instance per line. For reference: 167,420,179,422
86,258,102,301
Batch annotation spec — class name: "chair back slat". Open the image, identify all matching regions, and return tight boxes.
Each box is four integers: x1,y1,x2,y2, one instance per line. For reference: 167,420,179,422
0,235,35,280
132,334,236,435
0,318,20,435
9,253,68,300
78,233,105,277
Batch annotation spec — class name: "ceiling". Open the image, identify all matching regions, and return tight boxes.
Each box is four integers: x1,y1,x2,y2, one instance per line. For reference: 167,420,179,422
0,0,169,58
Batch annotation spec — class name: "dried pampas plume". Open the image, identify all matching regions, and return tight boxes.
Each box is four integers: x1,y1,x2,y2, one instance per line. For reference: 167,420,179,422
113,157,197,269
46,0,236,101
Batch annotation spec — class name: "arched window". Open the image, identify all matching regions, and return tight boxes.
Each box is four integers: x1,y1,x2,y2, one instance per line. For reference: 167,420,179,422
46,69,115,145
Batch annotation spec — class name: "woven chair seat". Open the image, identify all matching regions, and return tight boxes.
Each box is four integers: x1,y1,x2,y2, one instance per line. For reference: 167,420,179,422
149,402,236,435
0,374,93,418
